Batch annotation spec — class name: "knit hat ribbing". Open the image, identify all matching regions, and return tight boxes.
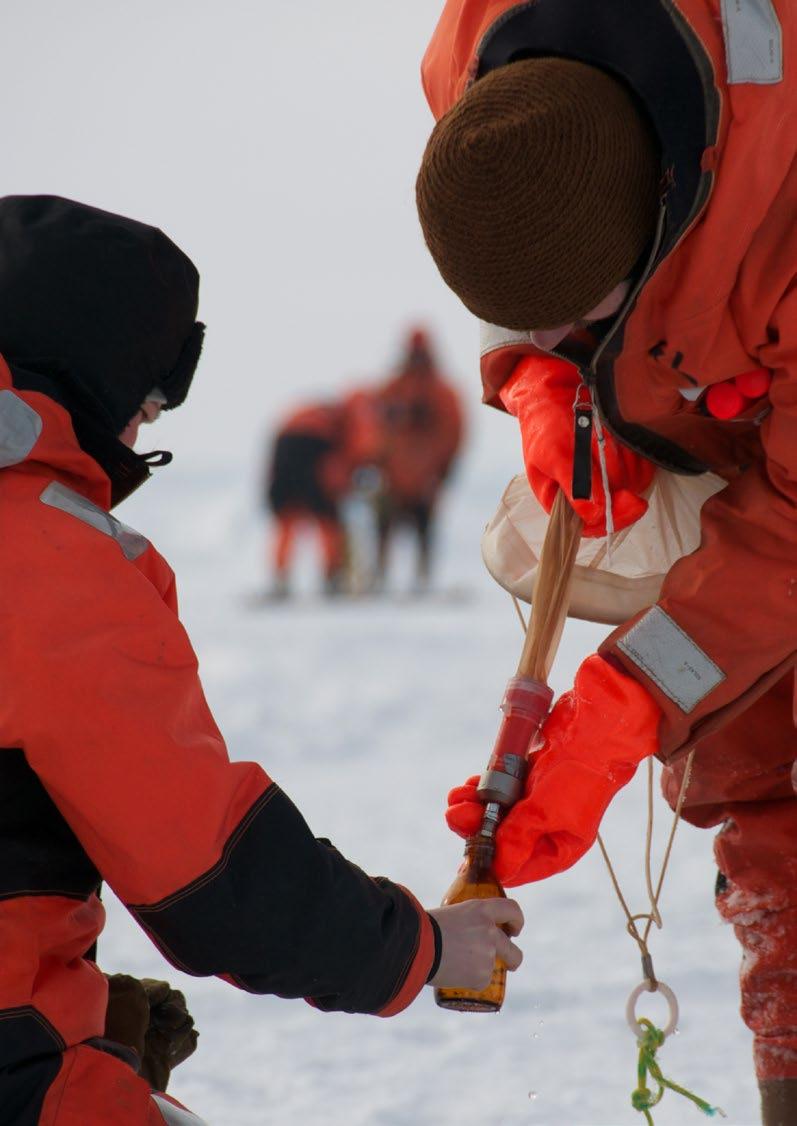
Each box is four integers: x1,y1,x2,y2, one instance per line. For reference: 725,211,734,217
416,58,661,331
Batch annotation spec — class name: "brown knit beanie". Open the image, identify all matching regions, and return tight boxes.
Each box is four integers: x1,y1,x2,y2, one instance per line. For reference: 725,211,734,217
416,58,661,331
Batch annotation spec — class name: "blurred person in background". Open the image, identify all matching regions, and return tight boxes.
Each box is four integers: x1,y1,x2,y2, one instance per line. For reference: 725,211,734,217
0,195,524,1125
373,327,464,592
264,389,380,598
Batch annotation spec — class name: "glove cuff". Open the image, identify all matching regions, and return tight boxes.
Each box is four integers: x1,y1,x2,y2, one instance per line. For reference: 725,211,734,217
566,654,662,755
493,656,662,886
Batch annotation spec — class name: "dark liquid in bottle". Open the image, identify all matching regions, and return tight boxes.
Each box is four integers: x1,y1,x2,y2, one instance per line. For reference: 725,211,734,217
434,837,507,1013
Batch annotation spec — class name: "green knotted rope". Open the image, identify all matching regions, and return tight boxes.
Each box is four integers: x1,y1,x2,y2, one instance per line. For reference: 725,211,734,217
630,1019,725,1124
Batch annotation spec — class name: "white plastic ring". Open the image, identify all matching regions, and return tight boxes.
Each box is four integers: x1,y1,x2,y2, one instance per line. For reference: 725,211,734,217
625,979,679,1040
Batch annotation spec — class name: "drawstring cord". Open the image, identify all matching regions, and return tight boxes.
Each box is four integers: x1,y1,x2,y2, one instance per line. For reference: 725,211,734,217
508,596,721,1122
590,387,615,565
595,751,694,981
570,380,615,565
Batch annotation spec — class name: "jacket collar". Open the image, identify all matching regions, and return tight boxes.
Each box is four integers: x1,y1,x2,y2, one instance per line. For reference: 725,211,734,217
0,354,112,509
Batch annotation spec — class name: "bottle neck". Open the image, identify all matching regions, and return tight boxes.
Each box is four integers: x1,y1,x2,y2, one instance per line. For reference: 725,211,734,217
461,801,497,869
461,837,497,883
465,803,501,867
477,800,501,841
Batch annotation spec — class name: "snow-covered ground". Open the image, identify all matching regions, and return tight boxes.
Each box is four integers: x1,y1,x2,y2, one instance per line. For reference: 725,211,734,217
109,448,760,1126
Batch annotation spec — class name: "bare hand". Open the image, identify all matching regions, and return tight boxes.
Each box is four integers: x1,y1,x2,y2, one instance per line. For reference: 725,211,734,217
427,898,524,990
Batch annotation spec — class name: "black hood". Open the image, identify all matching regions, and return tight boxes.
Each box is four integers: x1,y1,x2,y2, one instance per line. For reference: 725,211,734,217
0,196,204,503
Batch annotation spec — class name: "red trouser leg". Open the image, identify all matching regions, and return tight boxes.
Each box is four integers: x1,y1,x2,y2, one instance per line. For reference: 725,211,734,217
662,672,797,1080
273,513,299,576
37,1044,205,1124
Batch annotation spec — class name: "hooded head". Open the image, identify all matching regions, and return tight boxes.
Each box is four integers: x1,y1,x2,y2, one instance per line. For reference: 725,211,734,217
416,57,661,332
0,195,204,502
402,326,435,376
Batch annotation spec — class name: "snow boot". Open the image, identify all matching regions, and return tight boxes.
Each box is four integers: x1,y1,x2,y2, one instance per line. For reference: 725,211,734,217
759,1079,797,1126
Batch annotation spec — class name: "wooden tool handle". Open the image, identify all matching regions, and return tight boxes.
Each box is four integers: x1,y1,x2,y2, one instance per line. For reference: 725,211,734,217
516,490,583,682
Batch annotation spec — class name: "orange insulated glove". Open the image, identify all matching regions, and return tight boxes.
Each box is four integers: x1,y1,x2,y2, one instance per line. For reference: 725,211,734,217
445,656,661,886
499,356,655,537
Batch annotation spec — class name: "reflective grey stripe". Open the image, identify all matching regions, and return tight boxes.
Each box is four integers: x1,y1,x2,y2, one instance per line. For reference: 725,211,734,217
720,0,782,84
0,390,42,467
480,320,534,357
617,606,725,714
151,1094,210,1126
40,481,149,561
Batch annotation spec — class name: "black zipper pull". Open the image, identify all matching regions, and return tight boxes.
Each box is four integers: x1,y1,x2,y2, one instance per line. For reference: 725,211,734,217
572,384,593,501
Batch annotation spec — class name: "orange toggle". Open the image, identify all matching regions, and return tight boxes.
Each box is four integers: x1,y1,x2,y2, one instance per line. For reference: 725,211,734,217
705,382,745,419
735,367,771,399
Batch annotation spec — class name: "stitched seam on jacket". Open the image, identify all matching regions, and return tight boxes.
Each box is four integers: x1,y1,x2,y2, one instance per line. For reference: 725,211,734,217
0,888,93,901
128,922,195,976
0,1006,67,1049
41,1042,77,1126
128,785,278,913
377,894,420,1013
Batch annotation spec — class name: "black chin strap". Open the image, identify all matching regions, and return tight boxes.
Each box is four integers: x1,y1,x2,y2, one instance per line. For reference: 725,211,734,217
141,449,173,468
105,447,174,507
9,360,176,508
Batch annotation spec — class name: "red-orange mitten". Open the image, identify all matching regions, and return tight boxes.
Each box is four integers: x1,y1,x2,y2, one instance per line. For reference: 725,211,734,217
500,356,655,537
445,656,661,884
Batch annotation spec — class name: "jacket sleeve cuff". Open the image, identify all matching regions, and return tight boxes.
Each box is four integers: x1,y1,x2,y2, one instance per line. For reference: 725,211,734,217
376,887,436,1018
601,605,795,760
600,605,721,756
426,914,443,983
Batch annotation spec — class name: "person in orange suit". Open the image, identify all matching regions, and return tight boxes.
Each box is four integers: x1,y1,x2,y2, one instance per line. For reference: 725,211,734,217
374,328,464,591
416,4,797,1122
0,196,525,1124
265,389,379,597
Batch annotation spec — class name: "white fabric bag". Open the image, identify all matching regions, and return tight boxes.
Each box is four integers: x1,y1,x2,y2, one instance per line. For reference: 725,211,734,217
481,470,727,625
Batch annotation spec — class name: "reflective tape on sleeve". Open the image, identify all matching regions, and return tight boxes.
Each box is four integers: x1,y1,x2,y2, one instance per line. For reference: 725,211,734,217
617,606,725,713
40,480,149,561
720,0,782,84
151,1094,210,1126
0,390,42,466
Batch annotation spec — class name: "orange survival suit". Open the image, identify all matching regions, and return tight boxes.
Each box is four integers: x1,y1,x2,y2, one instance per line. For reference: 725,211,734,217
374,330,463,585
266,390,380,591
423,0,797,1083
0,197,435,1125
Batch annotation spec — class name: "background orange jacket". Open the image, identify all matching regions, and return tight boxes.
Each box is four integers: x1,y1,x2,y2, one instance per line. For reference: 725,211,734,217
422,0,797,761
0,357,434,1112
376,337,463,504
274,389,382,501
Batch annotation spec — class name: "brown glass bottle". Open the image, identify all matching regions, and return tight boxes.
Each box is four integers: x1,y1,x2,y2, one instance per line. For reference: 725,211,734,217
434,825,508,1013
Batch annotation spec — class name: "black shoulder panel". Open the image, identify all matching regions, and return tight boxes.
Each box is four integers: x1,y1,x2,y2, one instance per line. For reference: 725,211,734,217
0,1005,65,1070
0,749,100,901
0,1049,62,1126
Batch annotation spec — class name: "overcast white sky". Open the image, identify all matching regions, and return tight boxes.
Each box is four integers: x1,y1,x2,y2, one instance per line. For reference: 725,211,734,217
3,1,500,477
